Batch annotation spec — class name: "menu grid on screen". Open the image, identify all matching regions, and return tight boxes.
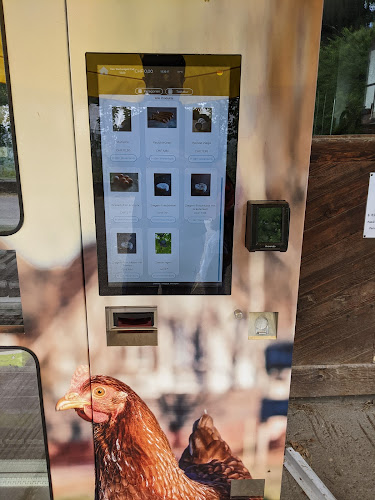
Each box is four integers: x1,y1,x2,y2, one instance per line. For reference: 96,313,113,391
87,54,241,295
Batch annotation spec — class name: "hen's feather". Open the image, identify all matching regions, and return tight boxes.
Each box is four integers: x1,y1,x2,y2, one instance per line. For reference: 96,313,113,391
180,413,258,499
58,371,263,500
69,365,90,392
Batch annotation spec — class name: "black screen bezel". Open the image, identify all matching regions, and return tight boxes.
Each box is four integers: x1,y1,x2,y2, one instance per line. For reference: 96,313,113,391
86,53,241,295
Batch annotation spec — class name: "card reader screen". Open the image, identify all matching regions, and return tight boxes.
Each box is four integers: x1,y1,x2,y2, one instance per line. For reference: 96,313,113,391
257,207,283,244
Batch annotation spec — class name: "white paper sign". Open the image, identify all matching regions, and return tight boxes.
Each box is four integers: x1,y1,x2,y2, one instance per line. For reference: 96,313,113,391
363,173,375,238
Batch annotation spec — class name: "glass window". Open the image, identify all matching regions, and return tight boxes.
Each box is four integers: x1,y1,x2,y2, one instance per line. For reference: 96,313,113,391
0,1,23,234
0,250,23,333
314,0,375,135
0,348,51,499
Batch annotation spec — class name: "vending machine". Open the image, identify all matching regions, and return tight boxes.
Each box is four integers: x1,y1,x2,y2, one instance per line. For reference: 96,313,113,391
0,1,323,499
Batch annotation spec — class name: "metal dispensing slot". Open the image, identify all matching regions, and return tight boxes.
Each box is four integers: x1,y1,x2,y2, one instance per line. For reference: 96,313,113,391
106,306,158,346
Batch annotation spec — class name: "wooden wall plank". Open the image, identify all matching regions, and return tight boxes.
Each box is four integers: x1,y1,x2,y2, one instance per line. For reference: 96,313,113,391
310,136,375,162
302,204,367,257
307,161,374,201
304,173,370,229
292,137,375,369
299,232,375,290
298,252,375,313
293,307,374,365
290,364,375,397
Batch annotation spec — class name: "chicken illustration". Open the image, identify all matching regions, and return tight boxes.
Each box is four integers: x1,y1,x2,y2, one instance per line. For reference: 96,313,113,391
56,366,262,500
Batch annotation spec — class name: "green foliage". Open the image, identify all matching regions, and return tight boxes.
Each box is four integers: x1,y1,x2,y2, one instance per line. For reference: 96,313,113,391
155,232,172,254
0,83,9,107
315,24,375,135
322,0,374,42
257,207,282,244
0,161,16,179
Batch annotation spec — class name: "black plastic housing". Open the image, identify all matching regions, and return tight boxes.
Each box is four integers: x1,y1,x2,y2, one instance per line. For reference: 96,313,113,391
245,200,290,252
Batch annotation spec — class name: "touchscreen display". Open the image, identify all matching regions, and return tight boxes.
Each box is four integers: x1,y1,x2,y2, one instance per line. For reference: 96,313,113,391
86,54,241,295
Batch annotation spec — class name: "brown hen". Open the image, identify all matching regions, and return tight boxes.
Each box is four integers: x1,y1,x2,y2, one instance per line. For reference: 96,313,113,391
56,366,262,500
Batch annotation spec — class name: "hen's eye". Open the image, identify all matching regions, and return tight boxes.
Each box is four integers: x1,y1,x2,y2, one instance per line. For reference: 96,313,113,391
93,387,106,398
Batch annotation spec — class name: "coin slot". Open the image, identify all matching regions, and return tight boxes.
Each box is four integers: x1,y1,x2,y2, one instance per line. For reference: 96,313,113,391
113,312,154,328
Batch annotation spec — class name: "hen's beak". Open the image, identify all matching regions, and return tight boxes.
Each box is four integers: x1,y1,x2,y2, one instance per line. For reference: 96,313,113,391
56,393,90,411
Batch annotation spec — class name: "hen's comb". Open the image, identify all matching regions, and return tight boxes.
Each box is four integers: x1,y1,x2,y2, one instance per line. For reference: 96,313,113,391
69,365,90,392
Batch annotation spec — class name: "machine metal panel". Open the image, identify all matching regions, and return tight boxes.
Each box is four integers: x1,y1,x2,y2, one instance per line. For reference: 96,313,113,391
65,0,323,498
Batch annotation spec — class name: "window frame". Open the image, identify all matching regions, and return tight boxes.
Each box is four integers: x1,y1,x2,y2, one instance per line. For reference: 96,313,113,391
0,0,23,236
